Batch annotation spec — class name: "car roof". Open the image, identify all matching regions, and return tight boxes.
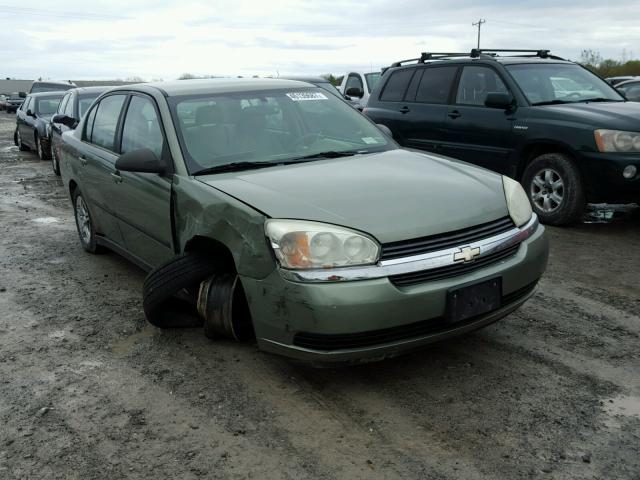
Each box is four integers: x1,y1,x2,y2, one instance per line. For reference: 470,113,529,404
32,80,75,85
280,76,329,83
387,56,574,74
27,91,67,98
108,78,315,97
69,86,112,95
616,78,640,87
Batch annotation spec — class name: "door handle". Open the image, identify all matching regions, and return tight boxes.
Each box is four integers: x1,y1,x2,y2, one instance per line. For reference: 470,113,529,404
79,156,87,166
111,172,123,184
448,110,461,119
399,106,410,114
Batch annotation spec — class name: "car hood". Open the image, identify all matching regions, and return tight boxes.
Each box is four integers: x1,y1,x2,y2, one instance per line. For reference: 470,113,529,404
533,101,640,130
198,149,509,244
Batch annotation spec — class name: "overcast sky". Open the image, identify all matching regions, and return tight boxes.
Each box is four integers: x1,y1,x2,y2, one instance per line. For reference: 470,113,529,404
2,0,639,81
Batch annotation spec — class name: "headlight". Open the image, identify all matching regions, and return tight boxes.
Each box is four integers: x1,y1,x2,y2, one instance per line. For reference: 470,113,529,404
502,176,532,227
265,220,380,269
594,129,640,152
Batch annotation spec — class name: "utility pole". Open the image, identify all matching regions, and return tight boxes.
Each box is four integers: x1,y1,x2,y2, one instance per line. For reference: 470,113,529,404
472,19,486,49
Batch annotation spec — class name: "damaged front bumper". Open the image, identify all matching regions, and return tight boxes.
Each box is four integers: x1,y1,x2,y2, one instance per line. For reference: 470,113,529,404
241,220,548,364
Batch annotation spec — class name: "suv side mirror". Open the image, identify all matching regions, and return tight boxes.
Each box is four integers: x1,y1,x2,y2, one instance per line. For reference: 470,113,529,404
115,148,165,174
485,92,513,110
26,109,35,117
345,87,364,98
19,92,26,98
52,114,77,129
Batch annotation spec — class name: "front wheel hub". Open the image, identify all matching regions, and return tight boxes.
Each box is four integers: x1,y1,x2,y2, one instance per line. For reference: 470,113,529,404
531,168,564,213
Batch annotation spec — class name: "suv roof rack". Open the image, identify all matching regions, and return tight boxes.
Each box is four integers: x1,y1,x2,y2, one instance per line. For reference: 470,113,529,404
387,48,565,71
470,49,565,60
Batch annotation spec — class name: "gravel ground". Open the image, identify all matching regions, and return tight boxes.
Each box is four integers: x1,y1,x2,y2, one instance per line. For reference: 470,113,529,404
0,113,639,480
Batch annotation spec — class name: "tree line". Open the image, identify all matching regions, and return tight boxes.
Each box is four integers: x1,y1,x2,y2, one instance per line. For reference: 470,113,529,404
580,50,640,78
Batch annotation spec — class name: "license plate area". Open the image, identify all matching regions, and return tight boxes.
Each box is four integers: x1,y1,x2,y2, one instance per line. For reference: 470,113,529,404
447,277,502,324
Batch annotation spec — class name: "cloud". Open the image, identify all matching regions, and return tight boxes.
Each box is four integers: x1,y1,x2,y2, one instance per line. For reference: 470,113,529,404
2,0,639,80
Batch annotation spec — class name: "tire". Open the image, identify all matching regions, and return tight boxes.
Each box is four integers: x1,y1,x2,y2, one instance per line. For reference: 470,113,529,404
16,129,29,151
142,253,224,328
522,153,585,226
72,188,102,253
51,142,61,175
36,134,50,160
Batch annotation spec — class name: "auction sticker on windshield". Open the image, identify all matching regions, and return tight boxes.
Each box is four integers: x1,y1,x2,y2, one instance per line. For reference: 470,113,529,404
286,92,328,101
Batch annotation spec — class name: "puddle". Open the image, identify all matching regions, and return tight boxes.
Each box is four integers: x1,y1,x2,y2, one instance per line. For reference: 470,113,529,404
602,394,640,427
32,217,60,224
111,325,156,354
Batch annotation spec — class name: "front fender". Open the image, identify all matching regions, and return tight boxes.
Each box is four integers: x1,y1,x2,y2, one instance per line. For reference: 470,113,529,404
172,175,276,280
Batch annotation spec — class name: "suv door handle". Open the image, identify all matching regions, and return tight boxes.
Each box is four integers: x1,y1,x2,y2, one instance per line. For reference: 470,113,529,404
111,172,123,184
79,156,87,166
448,110,461,119
399,106,410,114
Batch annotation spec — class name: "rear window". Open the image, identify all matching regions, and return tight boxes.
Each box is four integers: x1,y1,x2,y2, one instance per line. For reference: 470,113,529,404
379,69,415,102
35,96,63,116
415,67,457,104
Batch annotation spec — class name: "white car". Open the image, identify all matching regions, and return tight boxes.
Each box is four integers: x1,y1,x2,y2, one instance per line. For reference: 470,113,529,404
338,71,382,109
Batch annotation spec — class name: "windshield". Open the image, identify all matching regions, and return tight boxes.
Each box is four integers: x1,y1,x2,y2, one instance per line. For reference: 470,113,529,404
506,64,623,104
36,96,64,116
78,93,101,117
169,88,393,174
365,72,381,91
31,83,74,93
316,82,343,98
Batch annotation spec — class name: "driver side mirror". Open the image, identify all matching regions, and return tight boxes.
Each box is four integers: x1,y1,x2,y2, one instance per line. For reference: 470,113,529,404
115,148,165,175
19,92,26,98
376,124,394,138
52,114,77,129
26,109,35,117
345,87,364,98
485,92,514,110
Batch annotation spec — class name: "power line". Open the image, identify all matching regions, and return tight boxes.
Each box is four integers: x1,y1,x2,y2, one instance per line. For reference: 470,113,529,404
472,19,486,49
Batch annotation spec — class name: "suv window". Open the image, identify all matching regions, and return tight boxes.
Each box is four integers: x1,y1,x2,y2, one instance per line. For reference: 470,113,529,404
121,96,164,158
88,95,126,151
380,69,414,102
345,74,364,92
456,66,508,106
415,66,457,104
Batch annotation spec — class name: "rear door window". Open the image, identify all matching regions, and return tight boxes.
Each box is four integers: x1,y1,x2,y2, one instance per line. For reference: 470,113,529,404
380,69,415,102
121,95,164,159
455,66,508,106
415,66,457,104
87,94,126,151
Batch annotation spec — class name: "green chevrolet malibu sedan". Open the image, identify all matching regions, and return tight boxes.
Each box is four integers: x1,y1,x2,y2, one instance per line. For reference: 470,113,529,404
58,78,548,364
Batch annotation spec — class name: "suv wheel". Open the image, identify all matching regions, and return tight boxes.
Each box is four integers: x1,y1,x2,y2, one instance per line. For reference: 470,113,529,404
72,189,102,253
522,153,585,225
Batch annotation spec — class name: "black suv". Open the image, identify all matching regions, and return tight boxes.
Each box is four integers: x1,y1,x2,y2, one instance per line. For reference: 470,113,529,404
364,49,640,225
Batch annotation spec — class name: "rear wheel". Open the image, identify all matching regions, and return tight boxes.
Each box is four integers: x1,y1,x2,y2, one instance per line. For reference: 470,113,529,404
16,129,29,151
72,188,102,253
51,142,61,175
522,153,585,225
36,134,50,160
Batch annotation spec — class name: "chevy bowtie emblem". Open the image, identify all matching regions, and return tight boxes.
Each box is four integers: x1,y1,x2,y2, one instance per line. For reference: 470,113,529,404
454,246,481,263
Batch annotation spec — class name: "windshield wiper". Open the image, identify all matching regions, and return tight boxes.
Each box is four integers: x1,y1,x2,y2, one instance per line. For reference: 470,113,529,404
576,97,622,103
291,150,364,162
192,161,280,175
192,150,365,176
531,99,574,106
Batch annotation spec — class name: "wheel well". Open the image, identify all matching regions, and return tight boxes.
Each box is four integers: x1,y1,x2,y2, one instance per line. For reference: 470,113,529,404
517,143,575,180
68,180,78,198
183,236,236,272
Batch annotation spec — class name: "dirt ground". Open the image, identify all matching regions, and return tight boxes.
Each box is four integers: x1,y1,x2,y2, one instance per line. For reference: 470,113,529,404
0,113,639,480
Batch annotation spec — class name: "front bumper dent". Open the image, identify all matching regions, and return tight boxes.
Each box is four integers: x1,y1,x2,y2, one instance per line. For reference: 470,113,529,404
241,222,548,363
